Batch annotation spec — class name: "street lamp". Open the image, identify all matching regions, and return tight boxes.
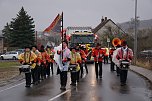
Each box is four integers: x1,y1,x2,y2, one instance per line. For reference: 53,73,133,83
134,0,137,64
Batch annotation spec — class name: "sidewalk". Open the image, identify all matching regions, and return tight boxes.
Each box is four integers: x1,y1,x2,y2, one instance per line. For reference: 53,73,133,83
130,65,152,83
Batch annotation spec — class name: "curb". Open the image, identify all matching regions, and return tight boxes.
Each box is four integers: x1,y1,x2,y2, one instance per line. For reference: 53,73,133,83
130,66,152,84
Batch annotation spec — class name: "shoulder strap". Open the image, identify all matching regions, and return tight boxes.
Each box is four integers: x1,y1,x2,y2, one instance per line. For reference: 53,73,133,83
121,48,123,59
121,48,129,59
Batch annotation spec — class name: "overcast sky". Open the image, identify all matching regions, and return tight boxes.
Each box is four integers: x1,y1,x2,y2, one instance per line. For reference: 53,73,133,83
0,0,152,31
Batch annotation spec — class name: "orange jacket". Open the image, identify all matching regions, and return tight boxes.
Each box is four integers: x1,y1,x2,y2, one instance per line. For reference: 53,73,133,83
46,49,55,63
80,49,87,61
40,51,49,65
92,48,105,62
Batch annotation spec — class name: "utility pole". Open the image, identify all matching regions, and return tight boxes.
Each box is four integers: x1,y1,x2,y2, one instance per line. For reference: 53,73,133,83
134,0,137,64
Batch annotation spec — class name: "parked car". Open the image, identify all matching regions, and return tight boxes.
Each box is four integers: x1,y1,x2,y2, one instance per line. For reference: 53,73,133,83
140,50,152,58
16,49,25,53
0,51,20,60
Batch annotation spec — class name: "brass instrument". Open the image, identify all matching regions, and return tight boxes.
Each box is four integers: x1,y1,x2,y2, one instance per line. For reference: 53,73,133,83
112,38,121,47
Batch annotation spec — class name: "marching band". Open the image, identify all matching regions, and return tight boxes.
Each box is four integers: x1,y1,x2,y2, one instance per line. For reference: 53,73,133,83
18,38,133,89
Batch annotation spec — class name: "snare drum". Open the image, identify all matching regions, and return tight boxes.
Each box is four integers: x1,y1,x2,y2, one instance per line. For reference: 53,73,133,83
68,64,77,72
19,65,31,73
120,60,130,70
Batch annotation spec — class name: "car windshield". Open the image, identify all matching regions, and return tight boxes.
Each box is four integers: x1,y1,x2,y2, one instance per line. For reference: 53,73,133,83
5,52,10,54
71,34,94,44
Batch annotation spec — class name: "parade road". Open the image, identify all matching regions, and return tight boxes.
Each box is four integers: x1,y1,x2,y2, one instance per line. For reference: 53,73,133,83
0,64,152,101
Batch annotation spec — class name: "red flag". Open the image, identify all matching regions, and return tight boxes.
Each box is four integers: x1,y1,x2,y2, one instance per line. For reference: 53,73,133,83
43,14,62,34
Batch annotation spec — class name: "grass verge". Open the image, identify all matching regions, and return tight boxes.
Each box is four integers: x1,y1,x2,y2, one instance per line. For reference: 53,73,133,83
0,61,21,68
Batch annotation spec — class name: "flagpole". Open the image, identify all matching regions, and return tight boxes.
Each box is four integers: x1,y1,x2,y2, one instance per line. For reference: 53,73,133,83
61,12,64,60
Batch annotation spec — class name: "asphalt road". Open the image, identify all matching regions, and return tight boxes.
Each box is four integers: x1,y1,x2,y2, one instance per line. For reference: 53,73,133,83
0,63,152,101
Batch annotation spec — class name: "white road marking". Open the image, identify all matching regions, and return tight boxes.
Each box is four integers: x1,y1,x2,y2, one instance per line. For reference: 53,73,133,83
0,82,25,93
48,89,71,101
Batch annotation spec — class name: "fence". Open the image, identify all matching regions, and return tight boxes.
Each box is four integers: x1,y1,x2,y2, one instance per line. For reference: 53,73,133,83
136,51,152,70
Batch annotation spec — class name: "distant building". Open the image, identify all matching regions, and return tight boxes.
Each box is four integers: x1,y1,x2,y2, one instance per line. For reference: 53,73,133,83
0,31,4,53
93,17,125,35
92,17,126,45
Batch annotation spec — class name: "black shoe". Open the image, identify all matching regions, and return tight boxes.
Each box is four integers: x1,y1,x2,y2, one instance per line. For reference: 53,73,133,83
60,86,66,90
120,83,126,86
117,74,120,76
70,83,76,86
34,82,38,85
41,77,44,80
100,76,102,79
31,82,35,84
25,85,30,87
38,81,40,84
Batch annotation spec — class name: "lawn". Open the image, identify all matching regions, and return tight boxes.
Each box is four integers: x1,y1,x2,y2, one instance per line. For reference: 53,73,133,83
0,61,21,68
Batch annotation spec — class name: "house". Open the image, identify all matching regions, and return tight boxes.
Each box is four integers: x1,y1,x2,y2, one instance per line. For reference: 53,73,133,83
0,31,4,53
92,17,126,44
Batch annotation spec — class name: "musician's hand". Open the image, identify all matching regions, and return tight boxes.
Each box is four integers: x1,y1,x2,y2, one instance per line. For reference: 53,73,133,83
119,59,124,62
76,63,79,66
57,50,62,55
99,54,103,57
28,62,32,65
22,61,25,64
62,58,67,62
38,63,41,66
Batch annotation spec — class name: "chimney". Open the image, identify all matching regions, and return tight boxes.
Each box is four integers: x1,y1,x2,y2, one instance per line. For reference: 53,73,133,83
101,16,104,22
105,17,107,21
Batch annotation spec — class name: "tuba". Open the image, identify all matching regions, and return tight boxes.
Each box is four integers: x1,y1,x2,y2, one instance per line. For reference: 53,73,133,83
112,38,121,47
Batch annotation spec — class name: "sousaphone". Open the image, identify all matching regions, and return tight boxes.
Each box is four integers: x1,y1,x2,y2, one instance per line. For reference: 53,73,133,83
112,38,121,47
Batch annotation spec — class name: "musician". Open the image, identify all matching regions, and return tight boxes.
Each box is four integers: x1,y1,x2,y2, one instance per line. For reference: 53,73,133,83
79,46,88,78
46,46,52,77
18,46,37,87
112,45,122,76
92,43,105,79
31,45,42,84
50,46,55,75
70,47,81,86
103,47,109,64
116,41,133,86
109,48,115,71
57,40,71,90
39,45,49,80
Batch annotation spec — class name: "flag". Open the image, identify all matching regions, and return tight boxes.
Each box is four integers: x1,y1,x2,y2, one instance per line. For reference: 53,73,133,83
43,14,62,35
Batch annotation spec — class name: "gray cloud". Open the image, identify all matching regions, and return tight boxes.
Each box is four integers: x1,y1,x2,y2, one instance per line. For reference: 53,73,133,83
0,0,152,31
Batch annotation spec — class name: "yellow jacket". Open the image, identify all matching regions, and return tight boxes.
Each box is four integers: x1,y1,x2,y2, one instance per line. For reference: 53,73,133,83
18,51,37,69
70,52,81,71
32,50,42,65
